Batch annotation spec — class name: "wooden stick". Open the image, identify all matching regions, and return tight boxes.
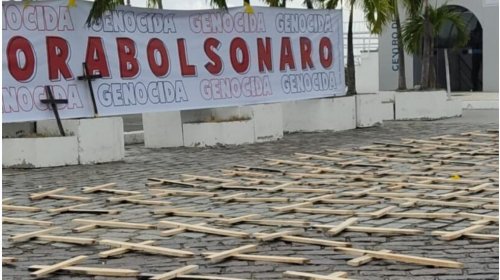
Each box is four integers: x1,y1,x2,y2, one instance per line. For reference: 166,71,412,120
3,217,53,227
347,250,391,266
30,187,67,200
387,212,457,220
148,178,199,187
433,224,487,240
151,189,216,197
294,208,355,215
150,265,199,280
358,206,397,219
458,212,499,223
431,231,498,240
341,226,423,235
31,255,88,278
72,219,155,230
2,204,41,212
283,271,351,280
320,199,381,205
253,230,304,241
271,201,312,212
281,235,350,247
246,219,310,227
36,235,96,245
100,240,194,257
153,208,222,218
205,244,257,263
47,203,91,214
100,240,156,258
216,253,309,264
175,275,250,280
106,194,145,203
325,218,358,235
29,265,139,277
215,214,262,225
158,221,249,238
82,182,116,193
9,227,60,243
2,257,17,265
335,247,463,268
44,194,92,201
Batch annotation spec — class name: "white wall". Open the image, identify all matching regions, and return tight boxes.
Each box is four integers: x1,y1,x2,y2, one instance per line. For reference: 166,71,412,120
379,0,498,92
356,52,380,93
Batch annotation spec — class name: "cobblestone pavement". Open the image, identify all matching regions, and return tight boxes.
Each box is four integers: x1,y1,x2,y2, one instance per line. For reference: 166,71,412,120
3,110,499,280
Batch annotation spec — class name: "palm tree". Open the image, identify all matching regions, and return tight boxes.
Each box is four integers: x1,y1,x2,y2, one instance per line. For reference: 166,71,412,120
321,0,391,95
402,2,468,89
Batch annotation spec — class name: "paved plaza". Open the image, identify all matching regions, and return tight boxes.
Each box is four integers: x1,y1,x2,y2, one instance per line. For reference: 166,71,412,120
2,109,499,280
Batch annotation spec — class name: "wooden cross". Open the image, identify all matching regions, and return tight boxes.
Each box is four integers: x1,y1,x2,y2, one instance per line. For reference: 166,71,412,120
283,271,353,280
99,239,194,257
40,85,68,136
77,62,101,116
8,227,96,245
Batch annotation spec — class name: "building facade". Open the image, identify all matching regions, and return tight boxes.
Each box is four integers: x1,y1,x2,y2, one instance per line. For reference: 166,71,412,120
379,0,499,92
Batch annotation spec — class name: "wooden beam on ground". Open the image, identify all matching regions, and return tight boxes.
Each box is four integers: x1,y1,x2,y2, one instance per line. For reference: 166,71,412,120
9,227,60,243
314,224,424,236
325,218,358,235
148,178,200,187
334,247,463,268
151,189,217,197
3,257,17,265
253,230,304,241
207,253,309,264
280,235,350,247
458,212,499,223
246,219,310,227
30,187,67,200
100,240,194,257
283,270,352,280
72,219,155,230
358,206,397,219
215,214,262,225
431,231,498,240
2,204,41,212
432,224,488,240
3,217,53,227
205,244,257,263
149,265,199,280
82,182,116,193
158,220,250,238
30,255,88,278
36,235,96,245
387,212,457,220
152,208,223,218
347,250,391,266
294,208,355,215
47,203,90,214
100,240,156,258
29,265,139,277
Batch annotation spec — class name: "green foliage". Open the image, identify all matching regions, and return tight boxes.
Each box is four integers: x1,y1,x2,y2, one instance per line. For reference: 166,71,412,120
402,3,469,55
85,0,124,27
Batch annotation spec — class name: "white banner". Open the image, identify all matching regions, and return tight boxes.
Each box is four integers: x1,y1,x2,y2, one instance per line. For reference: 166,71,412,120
2,0,345,123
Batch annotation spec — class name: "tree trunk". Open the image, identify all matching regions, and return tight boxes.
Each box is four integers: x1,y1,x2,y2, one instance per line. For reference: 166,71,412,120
346,3,356,95
157,0,163,9
429,37,436,89
420,0,431,89
394,0,407,90
305,0,313,9
281,0,286,7
126,0,131,6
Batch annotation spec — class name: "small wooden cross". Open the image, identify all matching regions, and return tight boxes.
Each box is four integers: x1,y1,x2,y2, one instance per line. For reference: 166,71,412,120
40,85,68,136
77,62,102,116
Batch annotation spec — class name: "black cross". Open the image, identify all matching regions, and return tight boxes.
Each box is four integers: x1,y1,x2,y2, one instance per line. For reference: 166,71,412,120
40,86,68,136
77,62,102,116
